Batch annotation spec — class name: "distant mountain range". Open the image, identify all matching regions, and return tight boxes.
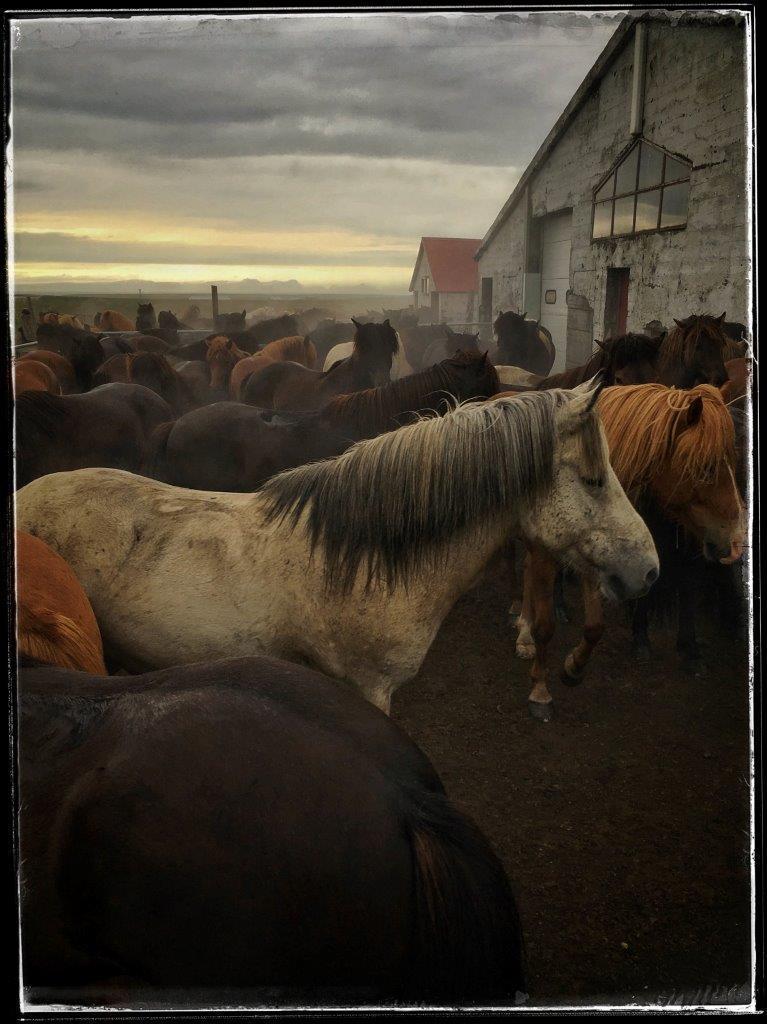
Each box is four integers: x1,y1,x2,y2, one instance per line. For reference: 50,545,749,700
15,277,402,297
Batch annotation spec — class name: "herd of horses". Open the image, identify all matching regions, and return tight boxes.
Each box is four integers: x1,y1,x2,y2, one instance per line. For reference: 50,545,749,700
12,300,751,1007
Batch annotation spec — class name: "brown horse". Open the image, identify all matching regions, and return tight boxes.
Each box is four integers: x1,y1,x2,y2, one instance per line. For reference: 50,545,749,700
655,313,733,388
15,531,107,675
722,356,751,405
516,383,744,718
242,320,398,412
15,384,175,489
34,323,106,392
143,352,501,492
229,335,317,399
96,309,135,332
205,334,249,390
92,352,195,414
18,655,524,1008
494,310,555,376
13,360,62,396
17,350,78,394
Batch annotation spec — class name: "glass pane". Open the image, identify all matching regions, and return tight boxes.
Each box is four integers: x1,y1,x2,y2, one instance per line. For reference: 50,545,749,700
613,194,635,234
660,181,690,227
638,143,664,190
634,188,662,231
615,145,639,195
592,201,613,238
664,155,690,182
595,174,614,201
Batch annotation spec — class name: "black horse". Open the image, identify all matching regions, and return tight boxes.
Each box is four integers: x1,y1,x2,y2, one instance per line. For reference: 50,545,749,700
18,656,525,1009
15,384,174,488
494,310,555,376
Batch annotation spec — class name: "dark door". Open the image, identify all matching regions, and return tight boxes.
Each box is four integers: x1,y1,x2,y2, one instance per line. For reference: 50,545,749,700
604,268,630,338
481,277,493,320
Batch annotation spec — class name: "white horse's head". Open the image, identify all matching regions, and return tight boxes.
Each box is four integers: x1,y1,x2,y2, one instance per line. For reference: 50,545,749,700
519,379,659,601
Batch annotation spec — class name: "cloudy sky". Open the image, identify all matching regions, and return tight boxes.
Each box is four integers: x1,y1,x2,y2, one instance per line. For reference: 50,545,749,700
10,11,621,293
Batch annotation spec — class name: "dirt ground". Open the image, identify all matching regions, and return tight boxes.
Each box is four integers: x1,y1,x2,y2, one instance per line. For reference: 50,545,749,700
392,559,752,1009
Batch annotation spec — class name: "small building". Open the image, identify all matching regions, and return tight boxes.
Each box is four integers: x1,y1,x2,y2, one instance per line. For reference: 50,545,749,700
409,237,481,324
475,10,749,373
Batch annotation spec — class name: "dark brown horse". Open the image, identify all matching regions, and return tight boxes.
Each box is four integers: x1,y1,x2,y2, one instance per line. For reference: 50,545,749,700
536,333,663,390
656,313,733,388
34,323,106,391
397,324,458,372
421,326,481,369
18,656,524,1008
15,384,174,488
494,310,555,376
92,352,196,415
136,302,157,332
143,352,500,492
242,319,400,413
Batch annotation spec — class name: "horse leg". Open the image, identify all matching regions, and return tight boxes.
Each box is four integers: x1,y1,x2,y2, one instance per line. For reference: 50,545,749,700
561,574,604,686
527,548,558,721
515,551,536,659
630,597,652,662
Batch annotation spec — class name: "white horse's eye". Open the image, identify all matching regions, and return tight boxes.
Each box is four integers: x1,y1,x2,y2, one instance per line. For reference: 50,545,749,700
581,476,605,489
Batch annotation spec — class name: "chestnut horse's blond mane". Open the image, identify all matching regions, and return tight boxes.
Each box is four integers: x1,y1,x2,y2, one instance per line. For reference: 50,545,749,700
598,383,736,492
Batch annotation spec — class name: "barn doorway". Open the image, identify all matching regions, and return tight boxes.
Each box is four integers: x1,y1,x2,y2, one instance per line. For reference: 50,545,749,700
539,210,573,373
604,268,630,339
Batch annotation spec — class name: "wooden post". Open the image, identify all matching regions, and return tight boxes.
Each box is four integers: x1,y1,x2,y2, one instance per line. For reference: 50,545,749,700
211,285,219,325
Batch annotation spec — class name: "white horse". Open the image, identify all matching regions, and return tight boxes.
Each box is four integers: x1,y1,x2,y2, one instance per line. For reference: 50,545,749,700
495,365,545,389
16,380,658,715
324,339,414,380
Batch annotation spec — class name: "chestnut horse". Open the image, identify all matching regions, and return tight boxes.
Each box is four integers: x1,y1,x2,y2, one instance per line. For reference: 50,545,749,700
229,335,317,399
15,531,106,674
13,360,61,395
242,320,398,412
515,383,744,717
205,334,249,390
17,350,78,394
18,656,524,1007
96,309,135,332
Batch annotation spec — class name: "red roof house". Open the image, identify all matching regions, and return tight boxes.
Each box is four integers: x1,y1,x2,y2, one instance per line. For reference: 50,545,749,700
409,237,481,323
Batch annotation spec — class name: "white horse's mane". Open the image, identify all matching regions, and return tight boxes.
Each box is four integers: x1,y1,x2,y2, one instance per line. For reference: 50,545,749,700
261,388,605,593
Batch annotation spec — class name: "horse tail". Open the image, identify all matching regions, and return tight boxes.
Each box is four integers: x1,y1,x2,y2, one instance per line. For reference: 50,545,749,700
403,789,526,1004
142,421,175,481
18,611,107,675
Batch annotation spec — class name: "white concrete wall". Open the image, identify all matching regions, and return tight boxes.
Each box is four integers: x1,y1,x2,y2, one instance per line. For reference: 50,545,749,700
477,15,749,364
437,291,476,324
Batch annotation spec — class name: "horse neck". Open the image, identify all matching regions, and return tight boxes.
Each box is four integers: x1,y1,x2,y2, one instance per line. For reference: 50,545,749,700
539,350,604,390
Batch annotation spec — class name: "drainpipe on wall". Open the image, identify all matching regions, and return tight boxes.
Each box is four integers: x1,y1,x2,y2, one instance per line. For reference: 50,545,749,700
630,21,648,137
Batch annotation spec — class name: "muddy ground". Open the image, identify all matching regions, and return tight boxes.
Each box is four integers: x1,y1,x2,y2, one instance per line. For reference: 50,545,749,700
392,561,752,1009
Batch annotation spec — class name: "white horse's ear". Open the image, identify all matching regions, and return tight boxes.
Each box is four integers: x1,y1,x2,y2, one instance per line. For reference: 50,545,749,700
351,316,361,328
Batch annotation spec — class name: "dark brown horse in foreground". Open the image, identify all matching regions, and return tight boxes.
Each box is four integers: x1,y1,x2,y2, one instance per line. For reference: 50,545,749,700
494,310,555,376
537,333,663,390
15,384,174,488
143,351,500,491
242,319,399,412
18,656,525,1009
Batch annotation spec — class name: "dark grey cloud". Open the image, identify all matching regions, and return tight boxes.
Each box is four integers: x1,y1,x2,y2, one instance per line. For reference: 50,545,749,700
11,13,621,166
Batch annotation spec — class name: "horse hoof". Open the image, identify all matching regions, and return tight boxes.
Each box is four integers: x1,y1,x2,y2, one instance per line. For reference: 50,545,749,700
528,700,554,721
516,642,535,660
561,669,583,687
632,643,651,663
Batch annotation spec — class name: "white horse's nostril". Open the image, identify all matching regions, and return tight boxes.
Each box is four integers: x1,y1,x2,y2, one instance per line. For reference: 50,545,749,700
645,567,659,587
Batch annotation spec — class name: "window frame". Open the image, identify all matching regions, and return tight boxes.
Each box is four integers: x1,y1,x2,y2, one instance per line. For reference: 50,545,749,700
591,139,692,241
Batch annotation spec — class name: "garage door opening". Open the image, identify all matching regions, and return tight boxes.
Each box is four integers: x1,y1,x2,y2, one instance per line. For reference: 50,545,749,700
604,268,630,339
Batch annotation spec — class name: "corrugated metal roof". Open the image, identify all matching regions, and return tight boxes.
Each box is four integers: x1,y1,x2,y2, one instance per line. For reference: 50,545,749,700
409,237,482,294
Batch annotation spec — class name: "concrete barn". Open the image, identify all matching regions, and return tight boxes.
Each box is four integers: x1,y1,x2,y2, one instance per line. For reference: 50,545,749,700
409,237,481,324
475,10,749,373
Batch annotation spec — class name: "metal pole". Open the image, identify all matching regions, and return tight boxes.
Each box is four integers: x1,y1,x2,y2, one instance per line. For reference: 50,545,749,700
211,285,219,325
